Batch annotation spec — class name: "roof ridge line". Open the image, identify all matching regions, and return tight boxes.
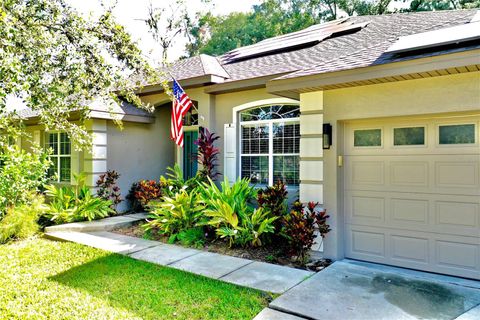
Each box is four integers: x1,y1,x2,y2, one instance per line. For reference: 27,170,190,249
199,54,230,79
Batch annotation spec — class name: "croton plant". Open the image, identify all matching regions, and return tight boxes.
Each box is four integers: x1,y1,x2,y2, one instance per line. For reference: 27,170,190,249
283,201,331,262
194,127,220,181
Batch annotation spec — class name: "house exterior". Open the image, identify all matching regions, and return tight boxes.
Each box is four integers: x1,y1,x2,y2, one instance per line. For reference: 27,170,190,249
19,9,480,280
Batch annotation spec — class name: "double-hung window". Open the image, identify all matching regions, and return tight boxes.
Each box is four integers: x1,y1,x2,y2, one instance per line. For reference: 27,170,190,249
47,132,71,182
240,104,300,187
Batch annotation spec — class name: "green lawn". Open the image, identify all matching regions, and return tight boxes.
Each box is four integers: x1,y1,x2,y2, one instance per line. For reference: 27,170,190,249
0,237,268,319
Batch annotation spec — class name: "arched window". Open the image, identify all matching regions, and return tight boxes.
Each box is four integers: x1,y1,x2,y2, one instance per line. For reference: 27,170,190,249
239,104,300,187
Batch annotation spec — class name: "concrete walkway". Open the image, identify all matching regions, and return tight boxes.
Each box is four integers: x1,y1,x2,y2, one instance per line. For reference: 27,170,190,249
45,226,313,294
266,260,480,320
44,213,148,233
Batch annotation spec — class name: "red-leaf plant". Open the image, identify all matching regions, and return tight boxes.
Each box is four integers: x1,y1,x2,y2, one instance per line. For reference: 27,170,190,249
96,170,122,209
283,201,331,263
194,127,221,181
257,180,288,234
127,180,163,212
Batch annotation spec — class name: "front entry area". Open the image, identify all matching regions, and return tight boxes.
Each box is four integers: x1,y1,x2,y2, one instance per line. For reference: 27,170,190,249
183,130,198,180
343,113,480,280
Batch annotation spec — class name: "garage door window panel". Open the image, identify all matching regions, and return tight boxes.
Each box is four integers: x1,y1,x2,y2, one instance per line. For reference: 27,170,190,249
439,124,476,145
354,128,382,147
393,126,425,146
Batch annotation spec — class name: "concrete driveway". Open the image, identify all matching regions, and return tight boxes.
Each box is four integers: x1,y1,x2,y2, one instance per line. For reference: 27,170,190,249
263,260,480,320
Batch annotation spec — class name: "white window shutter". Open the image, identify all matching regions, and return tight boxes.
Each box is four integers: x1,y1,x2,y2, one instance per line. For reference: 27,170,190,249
224,123,237,184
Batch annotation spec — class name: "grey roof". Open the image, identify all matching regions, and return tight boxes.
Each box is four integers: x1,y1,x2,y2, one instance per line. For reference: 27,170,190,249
167,9,478,84
222,18,368,63
162,54,229,81
11,98,153,121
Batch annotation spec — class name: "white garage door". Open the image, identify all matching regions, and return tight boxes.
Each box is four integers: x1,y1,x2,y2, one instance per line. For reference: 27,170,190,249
344,114,480,280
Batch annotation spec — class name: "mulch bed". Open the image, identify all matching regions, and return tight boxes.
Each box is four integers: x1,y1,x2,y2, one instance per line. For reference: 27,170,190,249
112,221,331,272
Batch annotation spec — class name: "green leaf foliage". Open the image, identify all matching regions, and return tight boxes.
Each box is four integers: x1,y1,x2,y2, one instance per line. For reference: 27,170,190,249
0,0,166,148
160,163,200,197
43,173,114,224
177,227,206,248
0,145,50,216
197,177,277,247
0,194,45,243
145,190,205,236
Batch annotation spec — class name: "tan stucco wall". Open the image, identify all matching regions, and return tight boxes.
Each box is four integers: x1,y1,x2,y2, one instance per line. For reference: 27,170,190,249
301,71,480,260
106,107,174,212
140,87,281,178
140,87,214,167
324,71,480,119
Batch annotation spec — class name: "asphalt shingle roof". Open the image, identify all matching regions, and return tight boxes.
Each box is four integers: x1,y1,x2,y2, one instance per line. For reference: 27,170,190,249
167,9,478,83
162,54,229,81
12,99,153,120
223,9,478,81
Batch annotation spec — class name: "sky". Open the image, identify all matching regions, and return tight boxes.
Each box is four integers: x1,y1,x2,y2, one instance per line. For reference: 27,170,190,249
66,0,262,63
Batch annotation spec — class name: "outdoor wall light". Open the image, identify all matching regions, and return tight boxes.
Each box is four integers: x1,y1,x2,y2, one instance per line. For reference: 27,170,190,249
323,123,332,149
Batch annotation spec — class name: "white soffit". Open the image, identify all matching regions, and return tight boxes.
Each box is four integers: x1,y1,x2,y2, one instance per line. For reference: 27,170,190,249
386,21,480,54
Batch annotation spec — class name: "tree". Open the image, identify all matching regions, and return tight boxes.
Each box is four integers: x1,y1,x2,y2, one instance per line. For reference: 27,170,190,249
405,0,480,10
140,1,192,63
0,0,166,149
338,0,391,15
186,12,251,57
187,0,332,57
141,0,212,63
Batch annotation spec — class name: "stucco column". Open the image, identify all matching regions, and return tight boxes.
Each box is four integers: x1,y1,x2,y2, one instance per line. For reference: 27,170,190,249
83,119,108,189
299,91,327,253
198,94,215,131
299,92,324,203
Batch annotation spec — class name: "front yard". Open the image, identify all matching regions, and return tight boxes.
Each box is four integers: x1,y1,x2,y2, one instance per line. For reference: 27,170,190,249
0,237,268,320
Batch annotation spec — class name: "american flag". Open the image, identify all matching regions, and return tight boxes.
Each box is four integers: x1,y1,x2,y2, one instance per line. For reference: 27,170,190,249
170,78,193,147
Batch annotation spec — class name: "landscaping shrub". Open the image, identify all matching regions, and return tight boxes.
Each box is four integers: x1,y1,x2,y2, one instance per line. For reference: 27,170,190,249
283,201,331,262
127,179,163,212
96,170,122,208
197,177,257,218
0,145,50,217
194,128,220,181
145,190,205,242
43,173,114,224
176,227,206,248
257,180,288,235
0,194,45,243
198,177,277,247
211,206,277,247
160,163,199,197
257,181,288,217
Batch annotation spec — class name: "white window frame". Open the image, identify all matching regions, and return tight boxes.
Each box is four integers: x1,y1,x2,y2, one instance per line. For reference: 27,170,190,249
352,127,384,149
391,125,428,148
239,107,300,187
46,131,72,183
436,122,477,147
